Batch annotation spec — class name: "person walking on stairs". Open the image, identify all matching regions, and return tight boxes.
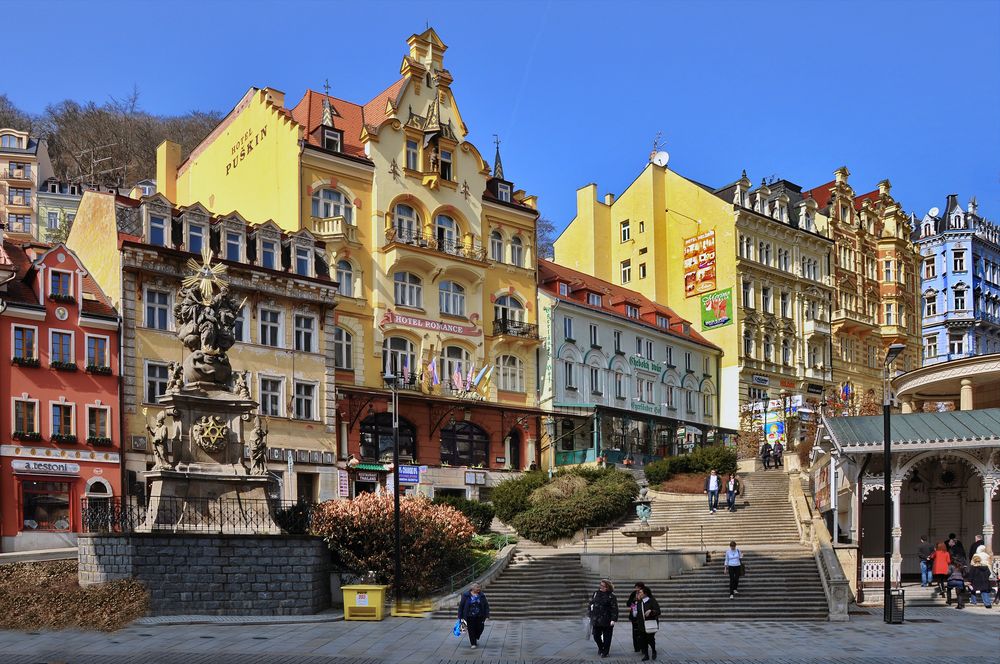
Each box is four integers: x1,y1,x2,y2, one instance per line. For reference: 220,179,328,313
704,469,721,514
588,579,619,658
929,541,951,597
626,582,646,654
457,583,490,649
917,535,934,588
772,441,784,468
725,473,740,512
967,534,985,564
760,442,773,470
946,563,968,608
635,585,660,661
725,540,744,599
967,552,993,608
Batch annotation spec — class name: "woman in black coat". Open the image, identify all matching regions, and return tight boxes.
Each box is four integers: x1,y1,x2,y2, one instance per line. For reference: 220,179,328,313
588,579,619,658
636,585,661,661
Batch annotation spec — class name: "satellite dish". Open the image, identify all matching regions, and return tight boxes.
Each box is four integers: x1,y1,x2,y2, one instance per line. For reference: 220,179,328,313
651,151,670,167
929,207,940,217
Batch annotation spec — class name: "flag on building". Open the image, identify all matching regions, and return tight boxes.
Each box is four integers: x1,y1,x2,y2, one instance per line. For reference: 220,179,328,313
452,368,463,391
403,356,411,384
475,365,494,398
429,358,440,385
472,365,490,388
466,365,475,391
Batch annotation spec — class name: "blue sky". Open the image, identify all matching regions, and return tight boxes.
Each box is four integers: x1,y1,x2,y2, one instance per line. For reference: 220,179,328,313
6,0,999,230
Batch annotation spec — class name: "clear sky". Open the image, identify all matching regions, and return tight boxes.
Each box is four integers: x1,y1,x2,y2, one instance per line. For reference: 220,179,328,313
6,0,999,230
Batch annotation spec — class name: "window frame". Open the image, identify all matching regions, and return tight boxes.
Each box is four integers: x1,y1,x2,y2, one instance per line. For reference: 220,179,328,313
439,280,466,317
293,314,316,353
258,374,285,417
259,307,284,348
225,230,244,262
86,404,111,440
294,246,313,277
85,334,110,369
148,215,167,247
393,272,423,309
13,397,39,435
187,223,205,255
49,269,73,298
293,380,318,421
12,324,38,361
497,355,525,393
144,361,170,404
336,260,354,297
334,327,354,370
49,329,75,365
144,288,172,331
50,400,76,437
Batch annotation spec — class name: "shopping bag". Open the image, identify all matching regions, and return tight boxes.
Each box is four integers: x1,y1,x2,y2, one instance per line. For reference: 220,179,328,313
582,616,593,639
453,619,463,637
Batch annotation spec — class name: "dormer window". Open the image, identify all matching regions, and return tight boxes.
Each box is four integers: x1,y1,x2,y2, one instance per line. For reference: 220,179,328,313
497,183,511,203
0,134,22,148
440,149,453,180
50,271,72,298
187,223,205,255
587,293,602,307
323,129,342,152
225,231,243,261
149,215,167,246
559,283,569,296
626,304,640,319
295,246,312,276
656,315,668,328
260,239,278,270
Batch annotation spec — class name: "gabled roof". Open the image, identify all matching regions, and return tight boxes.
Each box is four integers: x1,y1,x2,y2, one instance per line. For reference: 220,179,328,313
1,239,117,318
824,408,1000,449
853,190,879,211
362,78,407,134
290,90,367,158
802,181,835,210
538,259,720,352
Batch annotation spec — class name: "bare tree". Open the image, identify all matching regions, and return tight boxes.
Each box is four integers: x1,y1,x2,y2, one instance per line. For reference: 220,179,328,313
536,216,556,260
0,95,32,132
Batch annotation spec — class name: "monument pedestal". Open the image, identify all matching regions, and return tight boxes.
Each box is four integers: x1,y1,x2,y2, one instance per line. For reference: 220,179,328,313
141,470,279,534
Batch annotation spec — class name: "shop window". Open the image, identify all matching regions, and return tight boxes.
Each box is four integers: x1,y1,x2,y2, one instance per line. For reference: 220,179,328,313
21,480,71,531
359,412,415,460
296,472,317,503
440,421,489,467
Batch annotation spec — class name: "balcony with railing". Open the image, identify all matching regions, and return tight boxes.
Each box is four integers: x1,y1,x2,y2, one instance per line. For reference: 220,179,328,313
803,318,831,336
6,195,31,209
311,216,358,244
4,219,32,234
493,318,539,339
832,308,875,331
805,365,831,382
1,169,32,182
384,227,488,263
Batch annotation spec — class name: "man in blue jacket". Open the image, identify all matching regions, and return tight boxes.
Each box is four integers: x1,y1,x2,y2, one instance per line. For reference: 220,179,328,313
458,583,490,649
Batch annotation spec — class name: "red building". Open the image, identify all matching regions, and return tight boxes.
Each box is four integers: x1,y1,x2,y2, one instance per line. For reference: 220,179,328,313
0,238,121,552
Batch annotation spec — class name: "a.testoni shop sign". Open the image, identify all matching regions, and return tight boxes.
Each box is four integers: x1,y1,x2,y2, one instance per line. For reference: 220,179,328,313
12,459,80,475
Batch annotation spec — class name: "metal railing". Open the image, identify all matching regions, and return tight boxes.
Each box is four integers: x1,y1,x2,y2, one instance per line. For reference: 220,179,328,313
80,496,315,536
1,169,31,180
435,534,513,595
385,227,488,262
493,319,539,339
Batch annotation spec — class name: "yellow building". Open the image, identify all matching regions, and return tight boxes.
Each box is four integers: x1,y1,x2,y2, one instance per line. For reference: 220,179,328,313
155,28,542,498
556,162,837,439
67,191,340,502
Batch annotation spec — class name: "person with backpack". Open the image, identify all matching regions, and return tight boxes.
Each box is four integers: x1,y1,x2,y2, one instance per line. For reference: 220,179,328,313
725,473,741,512
725,540,744,599
588,579,619,658
457,583,491,649
635,585,660,661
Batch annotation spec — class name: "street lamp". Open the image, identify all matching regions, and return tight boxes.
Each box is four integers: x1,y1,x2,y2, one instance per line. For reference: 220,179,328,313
383,367,401,611
883,342,906,623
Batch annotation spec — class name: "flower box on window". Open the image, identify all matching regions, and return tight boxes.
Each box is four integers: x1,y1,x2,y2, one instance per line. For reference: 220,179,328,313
86,364,113,375
51,361,78,372
49,293,76,304
87,436,112,446
51,433,78,444
11,356,40,368
12,431,42,442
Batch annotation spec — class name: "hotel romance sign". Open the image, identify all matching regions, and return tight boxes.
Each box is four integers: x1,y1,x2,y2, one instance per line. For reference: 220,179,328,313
378,309,483,337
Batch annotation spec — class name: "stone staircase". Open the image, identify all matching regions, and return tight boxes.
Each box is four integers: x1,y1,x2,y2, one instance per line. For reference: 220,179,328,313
431,545,594,620
576,470,801,551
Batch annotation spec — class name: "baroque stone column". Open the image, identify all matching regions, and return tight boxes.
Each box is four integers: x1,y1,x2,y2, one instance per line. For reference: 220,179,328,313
891,480,904,585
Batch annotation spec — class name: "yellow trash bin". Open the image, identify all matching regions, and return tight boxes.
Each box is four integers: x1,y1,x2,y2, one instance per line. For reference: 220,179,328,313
342,584,388,621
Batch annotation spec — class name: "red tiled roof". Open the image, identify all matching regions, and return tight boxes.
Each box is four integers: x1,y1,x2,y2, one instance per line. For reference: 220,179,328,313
1,239,117,318
538,259,720,351
802,181,835,210
289,90,367,158
854,190,879,211
362,78,407,133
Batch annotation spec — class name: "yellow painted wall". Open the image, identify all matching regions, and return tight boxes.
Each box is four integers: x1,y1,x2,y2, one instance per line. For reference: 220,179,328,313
165,89,302,230
66,191,123,306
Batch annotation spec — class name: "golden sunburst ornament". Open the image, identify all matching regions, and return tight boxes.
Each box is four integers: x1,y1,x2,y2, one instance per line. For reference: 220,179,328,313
182,245,228,303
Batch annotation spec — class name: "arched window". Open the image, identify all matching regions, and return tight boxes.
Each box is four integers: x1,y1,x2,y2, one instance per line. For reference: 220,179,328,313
763,335,773,363
743,329,754,358
382,336,415,379
781,338,792,365
334,327,353,369
494,295,524,322
439,280,466,316
435,214,457,250
360,413,415,460
510,236,524,267
441,345,470,390
311,188,352,222
490,231,504,262
336,260,354,297
923,223,932,237
394,204,419,242
497,355,525,392
440,421,489,467
393,272,422,308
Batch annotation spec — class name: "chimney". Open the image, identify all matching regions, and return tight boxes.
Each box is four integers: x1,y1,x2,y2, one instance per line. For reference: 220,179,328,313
604,193,615,205
834,166,850,184
156,140,181,202
878,179,891,196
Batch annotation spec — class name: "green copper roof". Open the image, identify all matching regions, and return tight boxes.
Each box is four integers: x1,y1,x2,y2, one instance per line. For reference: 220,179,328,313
824,408,1000,449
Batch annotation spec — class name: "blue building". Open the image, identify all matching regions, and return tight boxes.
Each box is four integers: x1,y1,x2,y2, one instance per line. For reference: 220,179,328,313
917,195,1000,365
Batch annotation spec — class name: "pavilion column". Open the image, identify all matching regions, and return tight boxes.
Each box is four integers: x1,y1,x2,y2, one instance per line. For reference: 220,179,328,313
900,399,913,414
960,379,974,411
891,480,903,586
983,477,995,554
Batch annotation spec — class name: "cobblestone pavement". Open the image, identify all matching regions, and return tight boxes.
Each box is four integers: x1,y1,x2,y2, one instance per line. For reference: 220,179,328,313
0,606,997,664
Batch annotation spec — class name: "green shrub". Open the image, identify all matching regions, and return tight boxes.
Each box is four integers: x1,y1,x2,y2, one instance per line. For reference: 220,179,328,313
490,471,548,523
432,495,495,533
645,446,738,486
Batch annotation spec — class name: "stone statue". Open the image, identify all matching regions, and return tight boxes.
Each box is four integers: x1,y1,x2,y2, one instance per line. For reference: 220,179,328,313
146,411,175,471
173,259,242,386
165,361,184,394
635,486,652,526
249,415,268,476
232,371,251,400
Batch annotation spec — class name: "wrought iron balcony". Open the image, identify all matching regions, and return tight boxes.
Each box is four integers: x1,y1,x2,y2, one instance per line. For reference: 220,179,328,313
385,227,488,262
493,319,539,339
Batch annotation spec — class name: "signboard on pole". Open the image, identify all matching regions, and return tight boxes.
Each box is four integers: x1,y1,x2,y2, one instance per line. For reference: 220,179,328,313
398,465,420,484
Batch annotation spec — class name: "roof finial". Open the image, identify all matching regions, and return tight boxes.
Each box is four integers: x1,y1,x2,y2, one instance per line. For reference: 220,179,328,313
321,78,335,127
493,134,504,180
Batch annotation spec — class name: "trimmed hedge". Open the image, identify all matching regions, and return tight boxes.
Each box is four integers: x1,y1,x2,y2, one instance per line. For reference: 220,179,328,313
645,446,738,485
432,495,496,533
495,467,639,544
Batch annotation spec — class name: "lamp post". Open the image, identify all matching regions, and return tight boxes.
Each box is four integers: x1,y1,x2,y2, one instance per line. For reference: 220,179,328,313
882,342,906,623
383,367,401,611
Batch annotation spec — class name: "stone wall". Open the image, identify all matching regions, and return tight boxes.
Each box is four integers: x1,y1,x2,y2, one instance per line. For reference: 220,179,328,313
78,533,331,615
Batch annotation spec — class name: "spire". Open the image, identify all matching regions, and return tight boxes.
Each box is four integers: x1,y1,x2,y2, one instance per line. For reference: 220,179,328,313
493,134,504,180
321,78,334,127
